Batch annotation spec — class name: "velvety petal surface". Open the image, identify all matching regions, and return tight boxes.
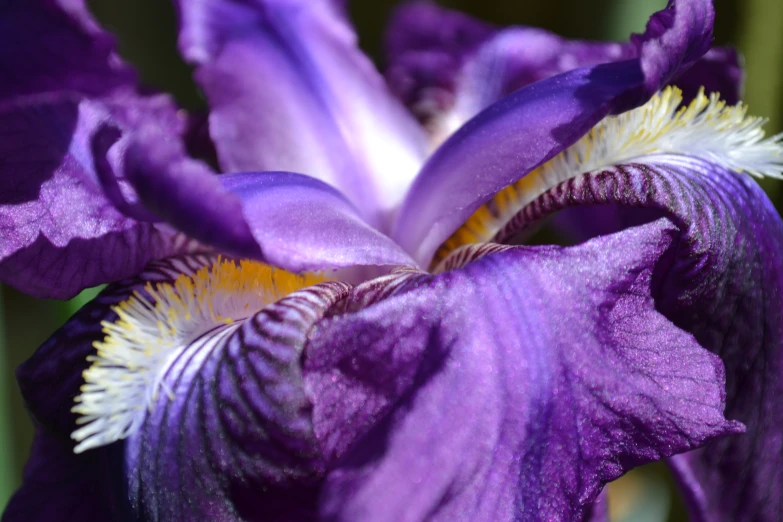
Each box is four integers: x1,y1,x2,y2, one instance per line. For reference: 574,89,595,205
175,0,427,225
123,128,416,271
0,0,135,100
306,220,740,522
0,96,188,299
393,0,715,265
496,157,783,522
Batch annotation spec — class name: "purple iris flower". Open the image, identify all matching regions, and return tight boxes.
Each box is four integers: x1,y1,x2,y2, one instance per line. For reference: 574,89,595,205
1,0,782,520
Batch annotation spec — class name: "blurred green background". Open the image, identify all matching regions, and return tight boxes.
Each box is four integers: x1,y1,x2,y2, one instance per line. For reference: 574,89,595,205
2,0,782,520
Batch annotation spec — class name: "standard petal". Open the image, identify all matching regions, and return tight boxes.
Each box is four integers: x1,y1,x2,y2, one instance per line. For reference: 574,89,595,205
385,2,629,139
393,0,716,265
385,1,739,143
175,0,427,226
633,0,713,96
673,46,743,105
0,0,135,100
0,96,188,299
384,1,494,124
306,220,740,522
493,157,783,522
123,127,417,271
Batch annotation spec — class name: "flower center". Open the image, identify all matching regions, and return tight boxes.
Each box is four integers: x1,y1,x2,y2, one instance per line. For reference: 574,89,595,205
71,257,323,453
433,86,783,265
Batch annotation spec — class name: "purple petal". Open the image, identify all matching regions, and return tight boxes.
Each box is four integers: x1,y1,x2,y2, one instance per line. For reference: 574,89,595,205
0,0,196,300
438,28,630,135
587,491,610,522
220,172,417,271
0,96,187,299
385,2,629,133
494,157,783,522
14,256,212,436
124,127,416,271
0,0,135,100
175,0,427,226
672,46,743,105
386,1,736,140
8,256,211,519
126,278,350,521
306,219,740,521
393,0,715,266
392,61,644,265
633,0,713,95
384,1,494,122
2,429,122,522
7,260,201,522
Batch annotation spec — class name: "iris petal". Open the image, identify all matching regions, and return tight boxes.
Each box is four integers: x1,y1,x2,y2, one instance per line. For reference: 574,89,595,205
490,157,783,522
16,255,214,437
124,271,350,520
2,428,123,522
385,1,740,144
385,2,629,142
13,254,352,521
174,0,427,226
5,256,214,522
0,0,199,298
435,86,780,263
0,97,189,299
393,0,716,266
122,126,417,271
0,0,135,101
306,219,740,521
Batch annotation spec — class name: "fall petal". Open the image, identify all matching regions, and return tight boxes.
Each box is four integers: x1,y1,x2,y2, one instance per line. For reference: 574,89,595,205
307,219,740,522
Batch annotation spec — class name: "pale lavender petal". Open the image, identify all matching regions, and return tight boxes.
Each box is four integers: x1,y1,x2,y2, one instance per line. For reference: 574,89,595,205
175,0,427,226
123,127,416,271
306,219,740,521
220,172,417,271
0,0,135,100
392,61,644,265
393,0,715,266
0,97,185,299
494,157,783,522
